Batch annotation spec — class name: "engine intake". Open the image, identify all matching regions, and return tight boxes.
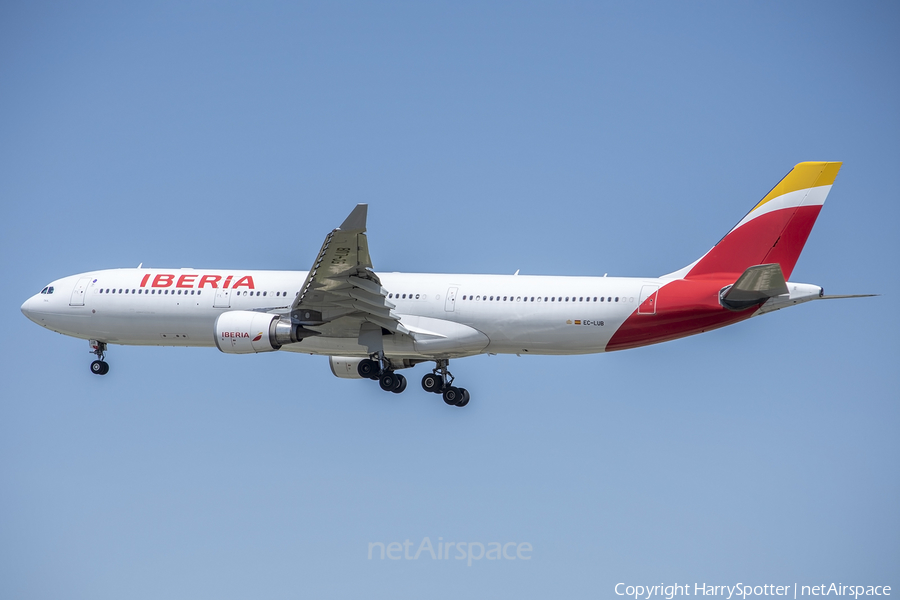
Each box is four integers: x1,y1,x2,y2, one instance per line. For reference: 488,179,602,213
215,311,317,354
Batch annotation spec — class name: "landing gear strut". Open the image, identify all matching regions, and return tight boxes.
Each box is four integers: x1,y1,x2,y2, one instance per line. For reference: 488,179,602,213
89,340,109,375
421,359,469,407
358,352,407,394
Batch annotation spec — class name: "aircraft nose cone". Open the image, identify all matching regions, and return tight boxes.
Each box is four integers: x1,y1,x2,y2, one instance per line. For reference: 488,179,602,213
21,296,42,324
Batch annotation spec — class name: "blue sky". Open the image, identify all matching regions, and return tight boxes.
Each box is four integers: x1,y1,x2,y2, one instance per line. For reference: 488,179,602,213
1,2,898,598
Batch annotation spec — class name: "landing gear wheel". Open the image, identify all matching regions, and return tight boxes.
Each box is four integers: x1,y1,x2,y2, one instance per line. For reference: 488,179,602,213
379,371,398,392
392,374,407,394
455,388,470,407
358,359,380,380
421,373,442,394
443,386,462,406
90,360,109,375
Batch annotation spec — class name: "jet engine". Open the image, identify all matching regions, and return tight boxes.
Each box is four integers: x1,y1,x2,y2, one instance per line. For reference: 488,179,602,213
214,311,312,354
329,356,366,379
329,356,422,378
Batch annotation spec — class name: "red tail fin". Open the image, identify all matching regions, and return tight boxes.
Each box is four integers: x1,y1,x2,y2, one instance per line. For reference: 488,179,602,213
682,162,842,280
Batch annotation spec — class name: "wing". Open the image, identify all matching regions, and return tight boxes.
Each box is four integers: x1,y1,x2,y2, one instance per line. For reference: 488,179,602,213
289,204,409,337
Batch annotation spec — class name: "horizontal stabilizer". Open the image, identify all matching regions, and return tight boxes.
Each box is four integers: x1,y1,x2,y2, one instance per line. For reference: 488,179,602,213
820,294,878,300
720,263,788,311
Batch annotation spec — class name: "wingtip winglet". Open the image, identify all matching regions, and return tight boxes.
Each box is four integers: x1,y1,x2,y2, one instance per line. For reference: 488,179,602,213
339,204,368,232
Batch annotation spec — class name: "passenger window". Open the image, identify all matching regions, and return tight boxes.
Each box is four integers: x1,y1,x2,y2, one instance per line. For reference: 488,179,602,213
415,294,420,299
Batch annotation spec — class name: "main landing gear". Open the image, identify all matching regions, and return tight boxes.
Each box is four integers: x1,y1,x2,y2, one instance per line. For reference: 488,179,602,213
357,353,408,394
421,359,469,408
357,356,470,407
89,340,109,375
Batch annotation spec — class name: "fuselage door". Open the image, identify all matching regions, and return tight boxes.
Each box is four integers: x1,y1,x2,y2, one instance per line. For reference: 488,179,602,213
638,285,659,315
444,287,458,312
214,288,231,308
69,277,92,306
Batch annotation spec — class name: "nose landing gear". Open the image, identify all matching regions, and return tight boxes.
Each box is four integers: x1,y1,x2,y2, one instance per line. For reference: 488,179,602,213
89,340,109,375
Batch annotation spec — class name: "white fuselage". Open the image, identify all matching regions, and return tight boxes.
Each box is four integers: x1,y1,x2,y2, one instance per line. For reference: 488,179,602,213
21,268,664,358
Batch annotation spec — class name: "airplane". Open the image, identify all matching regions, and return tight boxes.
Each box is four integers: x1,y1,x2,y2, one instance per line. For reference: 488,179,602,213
21,161,870,408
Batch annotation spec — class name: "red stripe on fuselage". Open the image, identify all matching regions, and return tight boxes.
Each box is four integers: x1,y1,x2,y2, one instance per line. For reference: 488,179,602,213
606,278,756,351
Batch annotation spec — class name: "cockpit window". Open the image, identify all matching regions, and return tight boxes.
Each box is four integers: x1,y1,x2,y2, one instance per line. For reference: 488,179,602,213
40,287,48,294
47,286,54,294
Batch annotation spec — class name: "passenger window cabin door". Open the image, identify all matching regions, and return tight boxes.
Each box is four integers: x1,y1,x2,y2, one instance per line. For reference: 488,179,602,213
69,277,92,306
444,287,458,312
214,288,232,308
638,285,659,315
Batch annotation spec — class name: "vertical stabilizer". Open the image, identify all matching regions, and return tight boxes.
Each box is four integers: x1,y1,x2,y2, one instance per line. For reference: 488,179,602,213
681,162,841,280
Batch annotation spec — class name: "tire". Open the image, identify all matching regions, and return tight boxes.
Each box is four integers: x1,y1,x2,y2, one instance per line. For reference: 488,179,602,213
91,360,104,375
358,359,379,379
99,361,110,375
379,371,397,391
443,386,461,405
455,388,470,407
392,374,407,394
421,373,442,393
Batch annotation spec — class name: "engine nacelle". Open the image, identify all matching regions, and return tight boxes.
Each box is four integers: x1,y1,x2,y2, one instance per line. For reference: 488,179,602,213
328,356,423,378
215,310,306,354
329,356,366,379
